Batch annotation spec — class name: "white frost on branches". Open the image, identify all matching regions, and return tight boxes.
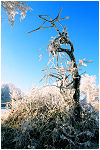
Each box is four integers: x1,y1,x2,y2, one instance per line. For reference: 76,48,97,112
80,74,99,104
1,1,32,26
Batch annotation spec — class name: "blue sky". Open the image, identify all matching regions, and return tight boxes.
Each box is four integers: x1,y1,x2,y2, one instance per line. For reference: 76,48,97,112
1,1,99,92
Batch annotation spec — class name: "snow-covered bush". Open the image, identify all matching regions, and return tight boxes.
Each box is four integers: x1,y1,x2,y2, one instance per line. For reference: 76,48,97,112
1,85,99,149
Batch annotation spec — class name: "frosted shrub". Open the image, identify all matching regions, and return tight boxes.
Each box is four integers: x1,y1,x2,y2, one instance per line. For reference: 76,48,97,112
6,86,68,127
2,85,99,149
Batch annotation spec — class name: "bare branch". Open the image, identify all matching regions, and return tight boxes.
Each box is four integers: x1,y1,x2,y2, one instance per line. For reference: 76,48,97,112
27,7,68,36
58,16,69,21
27,27,41,34
50,72,63,78
42,67,58,71
41,26,54,29
27,21,46,34
53,24,62,35
84,60,93,63
38,15,52,22
39,74,47,82
49,73,62,80
57,21,65,29
56,8,62,20
80,71,86,76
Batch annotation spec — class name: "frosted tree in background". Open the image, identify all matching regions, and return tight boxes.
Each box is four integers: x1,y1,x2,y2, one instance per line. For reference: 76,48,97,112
80,74,99,104
1,83,23,103
1,1,32,26
1,83,11,103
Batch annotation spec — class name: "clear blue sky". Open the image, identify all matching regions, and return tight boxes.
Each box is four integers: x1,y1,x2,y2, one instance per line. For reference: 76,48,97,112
1,1,99,92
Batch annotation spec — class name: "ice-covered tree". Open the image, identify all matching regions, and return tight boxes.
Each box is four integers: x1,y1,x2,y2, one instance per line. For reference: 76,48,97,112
1,83,11,103
1,83,22,103
27,8,92,122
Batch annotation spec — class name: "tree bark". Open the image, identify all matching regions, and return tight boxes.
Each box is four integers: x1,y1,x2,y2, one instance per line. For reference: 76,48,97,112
58,36,82,123
67,49,82,123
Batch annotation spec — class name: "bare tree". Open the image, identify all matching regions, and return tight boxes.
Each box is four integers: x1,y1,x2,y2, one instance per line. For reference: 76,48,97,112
27,8,92,122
